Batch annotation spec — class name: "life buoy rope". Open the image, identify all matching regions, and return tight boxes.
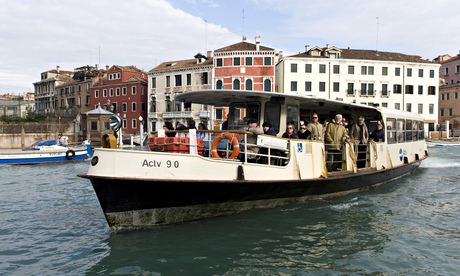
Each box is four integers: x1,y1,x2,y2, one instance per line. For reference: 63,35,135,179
211,132,240,159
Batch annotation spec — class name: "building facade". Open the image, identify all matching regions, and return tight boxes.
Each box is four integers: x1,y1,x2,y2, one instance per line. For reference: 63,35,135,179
276,45,440,134
213,36,277,129
55,65,107,117
33,66,73,114
147,52,213,133
90,65,148,135
436,53,460,133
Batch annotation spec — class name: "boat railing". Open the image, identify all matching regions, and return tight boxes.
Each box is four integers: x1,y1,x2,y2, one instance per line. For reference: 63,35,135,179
148,130,290,166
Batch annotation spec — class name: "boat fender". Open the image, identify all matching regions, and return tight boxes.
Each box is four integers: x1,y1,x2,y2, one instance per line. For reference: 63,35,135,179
66,150,76,160
211,132,240,159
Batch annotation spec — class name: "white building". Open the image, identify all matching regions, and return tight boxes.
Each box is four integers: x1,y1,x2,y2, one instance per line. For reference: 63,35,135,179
275,45,440,133
147,52,213,133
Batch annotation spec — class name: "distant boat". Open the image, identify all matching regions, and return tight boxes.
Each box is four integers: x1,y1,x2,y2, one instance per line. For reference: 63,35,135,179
0,140,92,165
426,139,460,147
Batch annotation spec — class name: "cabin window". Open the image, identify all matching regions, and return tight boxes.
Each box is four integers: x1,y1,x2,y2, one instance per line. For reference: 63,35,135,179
412,120,419,141
228,101,260,130
396,119,405,143
286,104,299,129
264,102,281,134
418,121,424,140
406,119,413,142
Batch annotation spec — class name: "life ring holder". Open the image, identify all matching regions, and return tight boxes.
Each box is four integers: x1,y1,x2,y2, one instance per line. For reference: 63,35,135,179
65,150,76,160
211,132,240,159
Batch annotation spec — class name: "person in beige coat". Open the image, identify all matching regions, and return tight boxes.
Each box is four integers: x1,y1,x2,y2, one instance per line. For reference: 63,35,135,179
325,114,348,171
350,116,369,168
306,113,324,140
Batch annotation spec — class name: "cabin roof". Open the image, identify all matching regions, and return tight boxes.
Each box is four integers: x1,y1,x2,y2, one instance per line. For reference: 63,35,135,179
175,90,425,121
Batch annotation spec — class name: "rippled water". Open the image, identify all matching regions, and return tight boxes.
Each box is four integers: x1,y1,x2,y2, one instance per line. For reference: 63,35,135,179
1,147,460,275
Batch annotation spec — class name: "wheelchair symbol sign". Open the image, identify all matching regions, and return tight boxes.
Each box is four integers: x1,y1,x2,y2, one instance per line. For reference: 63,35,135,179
297,143,303,153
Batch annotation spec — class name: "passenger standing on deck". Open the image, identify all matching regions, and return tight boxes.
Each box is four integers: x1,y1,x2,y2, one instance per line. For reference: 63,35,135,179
370,121,385,142
238,119,263,162
306,113,323,140
350,116,369,168
197,123,209,140
163,122,176,137
325,114,348,172
262,122,277,136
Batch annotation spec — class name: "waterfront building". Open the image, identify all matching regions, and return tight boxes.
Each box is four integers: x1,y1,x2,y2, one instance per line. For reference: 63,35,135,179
436,53,460,134
275,45,440,134
213,36,277,129
147,37,277,132
55,65,107,117
33,66,73,114
147,52,213,133
0,92,35,118
90,65,148,135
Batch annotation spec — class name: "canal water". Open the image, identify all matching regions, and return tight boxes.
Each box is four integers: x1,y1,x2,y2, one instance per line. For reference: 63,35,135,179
0,147,459,275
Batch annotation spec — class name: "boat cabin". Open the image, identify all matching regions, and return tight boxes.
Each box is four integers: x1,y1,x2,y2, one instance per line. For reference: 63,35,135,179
143,90,426,175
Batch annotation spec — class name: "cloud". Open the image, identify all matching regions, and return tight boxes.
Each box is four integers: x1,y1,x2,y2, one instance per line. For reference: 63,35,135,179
0,0,238,93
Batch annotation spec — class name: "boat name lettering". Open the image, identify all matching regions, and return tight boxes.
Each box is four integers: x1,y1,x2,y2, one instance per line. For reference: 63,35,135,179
142,159,179,168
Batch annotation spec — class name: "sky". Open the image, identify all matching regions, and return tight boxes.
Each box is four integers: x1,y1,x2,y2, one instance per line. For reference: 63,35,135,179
1,0,459,94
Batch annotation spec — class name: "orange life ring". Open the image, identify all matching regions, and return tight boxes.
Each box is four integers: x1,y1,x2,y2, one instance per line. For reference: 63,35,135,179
211,132,240,159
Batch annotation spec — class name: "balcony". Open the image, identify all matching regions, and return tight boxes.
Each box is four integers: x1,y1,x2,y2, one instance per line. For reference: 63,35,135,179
199,110,210,118
148,112,162,119
163,111,193,119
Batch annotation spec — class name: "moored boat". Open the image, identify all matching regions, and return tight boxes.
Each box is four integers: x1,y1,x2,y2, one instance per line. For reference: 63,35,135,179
0,140,92,165
426,139,460,147
78,90,428,229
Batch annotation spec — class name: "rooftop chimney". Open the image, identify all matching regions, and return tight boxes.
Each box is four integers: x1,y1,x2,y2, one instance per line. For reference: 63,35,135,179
207,51,212,59
255,36,261,51
56,65,60,73
305,45,310,52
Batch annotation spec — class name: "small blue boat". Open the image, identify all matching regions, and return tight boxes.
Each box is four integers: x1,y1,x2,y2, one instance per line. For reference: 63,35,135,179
0,140,92,165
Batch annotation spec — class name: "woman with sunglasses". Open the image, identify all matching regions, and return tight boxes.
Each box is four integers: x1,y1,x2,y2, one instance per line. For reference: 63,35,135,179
282,123,299,139
297,124,311,139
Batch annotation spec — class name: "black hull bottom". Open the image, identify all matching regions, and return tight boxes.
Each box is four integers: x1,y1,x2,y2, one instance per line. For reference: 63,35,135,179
84,162,420,228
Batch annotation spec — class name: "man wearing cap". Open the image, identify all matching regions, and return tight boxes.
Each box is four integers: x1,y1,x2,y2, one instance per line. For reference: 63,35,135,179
370,121,385,142
306,113,323,140
238,118,263,162
350,116,369,168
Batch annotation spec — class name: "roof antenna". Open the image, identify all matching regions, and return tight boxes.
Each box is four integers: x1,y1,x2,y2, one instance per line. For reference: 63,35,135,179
376,17,379,52
242,9,247,41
